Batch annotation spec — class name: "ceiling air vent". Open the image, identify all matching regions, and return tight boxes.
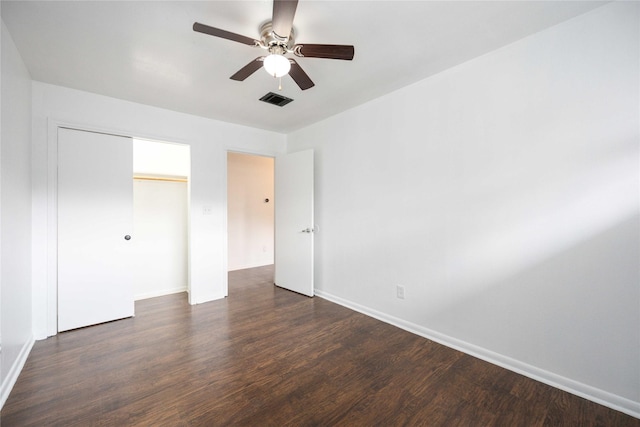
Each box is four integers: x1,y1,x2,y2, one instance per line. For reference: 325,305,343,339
259,92,293,107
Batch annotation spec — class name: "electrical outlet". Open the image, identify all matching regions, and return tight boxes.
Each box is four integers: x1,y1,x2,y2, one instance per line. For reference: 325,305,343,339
396,285,405,300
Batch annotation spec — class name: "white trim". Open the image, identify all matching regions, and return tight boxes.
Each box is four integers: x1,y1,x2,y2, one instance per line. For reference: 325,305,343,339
0,336,35,410
315,289,640,419
134,287,188,301
191,292,226,305
221,149,229,299
224,146,281,159
45,118,196,337
228,262,274,272
46,118,58,337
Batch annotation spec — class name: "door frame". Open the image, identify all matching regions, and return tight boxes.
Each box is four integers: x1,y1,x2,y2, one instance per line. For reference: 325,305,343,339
44,118,193,336
224,149,315,297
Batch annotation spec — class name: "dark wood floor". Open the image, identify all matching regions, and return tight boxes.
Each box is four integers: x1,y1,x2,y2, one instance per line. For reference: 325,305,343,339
2,265,638,426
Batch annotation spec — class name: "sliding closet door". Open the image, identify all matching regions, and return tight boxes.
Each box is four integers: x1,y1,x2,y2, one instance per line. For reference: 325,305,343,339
57,127,134,332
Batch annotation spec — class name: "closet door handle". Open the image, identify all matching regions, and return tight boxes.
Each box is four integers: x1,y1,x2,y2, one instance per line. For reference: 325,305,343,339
124,235,131,241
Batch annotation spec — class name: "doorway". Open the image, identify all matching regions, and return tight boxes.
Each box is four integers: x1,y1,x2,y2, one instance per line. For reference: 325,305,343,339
133,139,190,300
227,152,275,273
227,149,315,297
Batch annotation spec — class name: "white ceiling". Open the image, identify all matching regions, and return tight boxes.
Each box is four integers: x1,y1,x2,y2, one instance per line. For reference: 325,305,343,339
2,1,606,133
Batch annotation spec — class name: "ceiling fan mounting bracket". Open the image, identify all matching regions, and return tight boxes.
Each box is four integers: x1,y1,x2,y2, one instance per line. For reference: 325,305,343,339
293,45,304,57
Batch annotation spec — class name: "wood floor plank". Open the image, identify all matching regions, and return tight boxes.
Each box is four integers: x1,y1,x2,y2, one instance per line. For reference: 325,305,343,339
2,265,638,426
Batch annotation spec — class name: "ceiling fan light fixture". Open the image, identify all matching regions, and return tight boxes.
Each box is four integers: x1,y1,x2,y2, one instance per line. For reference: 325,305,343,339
193,0,355,90
263,54,291,78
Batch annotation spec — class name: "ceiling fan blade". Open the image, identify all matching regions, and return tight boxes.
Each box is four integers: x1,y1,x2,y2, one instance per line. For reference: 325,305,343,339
293,44,355,60
193,22,258,46
272,0,298,39
288,59,315,90
230,57,266,81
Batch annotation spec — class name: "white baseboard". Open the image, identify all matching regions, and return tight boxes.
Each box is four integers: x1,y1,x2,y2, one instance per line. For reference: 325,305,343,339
315,289,640,419
228,262,274,272
134,286,188,301
191,292,226,305
0,335,35,410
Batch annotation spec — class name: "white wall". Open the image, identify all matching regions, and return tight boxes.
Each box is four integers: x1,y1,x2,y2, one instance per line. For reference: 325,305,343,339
1,19,33,408
133,138,190,178
288,2,639,416
227,152,274,271
133,179,188,299
31,81,286,339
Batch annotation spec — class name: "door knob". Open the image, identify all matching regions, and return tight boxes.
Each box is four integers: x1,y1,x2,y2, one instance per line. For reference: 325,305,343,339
301,228,311,233
124,235,131,240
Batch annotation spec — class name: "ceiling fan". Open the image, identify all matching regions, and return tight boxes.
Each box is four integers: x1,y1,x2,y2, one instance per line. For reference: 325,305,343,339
193,0,354,91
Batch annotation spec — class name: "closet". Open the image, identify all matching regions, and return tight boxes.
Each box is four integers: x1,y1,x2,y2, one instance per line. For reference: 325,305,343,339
57,128,190,332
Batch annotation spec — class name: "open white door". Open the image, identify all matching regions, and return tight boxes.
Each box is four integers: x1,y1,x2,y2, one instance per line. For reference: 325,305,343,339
275,149,314,297
58,128,134,332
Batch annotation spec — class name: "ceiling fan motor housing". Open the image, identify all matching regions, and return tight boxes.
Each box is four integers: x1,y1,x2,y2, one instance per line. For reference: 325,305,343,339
260,21,296,51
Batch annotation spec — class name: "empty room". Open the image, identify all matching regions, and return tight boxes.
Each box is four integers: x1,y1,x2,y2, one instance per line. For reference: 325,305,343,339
1,0,638,425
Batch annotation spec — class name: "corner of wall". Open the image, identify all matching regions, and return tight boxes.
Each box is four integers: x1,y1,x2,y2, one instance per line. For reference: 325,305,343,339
315,290,640,419
0,335,33,410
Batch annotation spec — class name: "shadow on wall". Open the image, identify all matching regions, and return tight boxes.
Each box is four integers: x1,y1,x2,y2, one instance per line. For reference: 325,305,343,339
311,128,639,405
424,213,640,402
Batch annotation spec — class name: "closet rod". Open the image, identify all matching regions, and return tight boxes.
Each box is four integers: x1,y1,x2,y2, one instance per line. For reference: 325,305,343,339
133,175,188,183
